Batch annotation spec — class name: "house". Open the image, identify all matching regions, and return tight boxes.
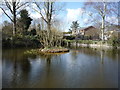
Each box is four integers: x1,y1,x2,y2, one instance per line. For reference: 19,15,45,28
104,30,120,40
104,25,120,40
72,26,100,40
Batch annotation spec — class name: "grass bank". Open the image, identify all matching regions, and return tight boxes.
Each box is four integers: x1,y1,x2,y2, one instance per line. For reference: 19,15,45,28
64,39,120,49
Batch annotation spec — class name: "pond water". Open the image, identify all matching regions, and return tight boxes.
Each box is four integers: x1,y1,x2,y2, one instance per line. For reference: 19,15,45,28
2,47,119,88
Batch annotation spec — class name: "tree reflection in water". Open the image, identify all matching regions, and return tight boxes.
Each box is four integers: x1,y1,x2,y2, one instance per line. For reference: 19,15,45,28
100,50,105,64
2,48,119,88
2,48,35,87
11,55,31,87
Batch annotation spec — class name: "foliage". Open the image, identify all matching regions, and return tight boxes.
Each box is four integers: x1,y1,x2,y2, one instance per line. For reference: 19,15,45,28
63,32,72,34
63,35,75,40
24,49,38,55
30,28,37,36
2,1,65,48
38,28,63,48
69,21,79,32
0,0,28,35
17,9,32,35
107,36,120,47
2,21,13,40
2,33,41,48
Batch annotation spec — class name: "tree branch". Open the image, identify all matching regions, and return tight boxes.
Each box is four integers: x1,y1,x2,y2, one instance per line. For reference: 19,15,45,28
4,0,13,14
0,7,13,22
32,7,48,24
16,2,28,10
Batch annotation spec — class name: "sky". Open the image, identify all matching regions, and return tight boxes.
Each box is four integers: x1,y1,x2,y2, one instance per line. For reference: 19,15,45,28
0,1,118,31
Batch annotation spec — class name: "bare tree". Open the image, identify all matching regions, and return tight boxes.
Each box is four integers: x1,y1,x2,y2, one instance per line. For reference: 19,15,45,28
84,1,118,41
32,0,64,30
0,0,28,36
38,27,63,47
33,1,54,32
32,0,65,47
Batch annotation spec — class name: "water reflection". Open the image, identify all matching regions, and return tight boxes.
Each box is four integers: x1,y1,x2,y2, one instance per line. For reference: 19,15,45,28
100,50,104,64
2,47,119,88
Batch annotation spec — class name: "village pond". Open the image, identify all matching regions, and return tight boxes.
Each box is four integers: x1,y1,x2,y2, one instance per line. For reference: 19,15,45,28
2,47,119,88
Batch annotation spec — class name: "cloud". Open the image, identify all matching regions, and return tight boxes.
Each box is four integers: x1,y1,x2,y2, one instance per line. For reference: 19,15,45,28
63,8,86,31
83,18,89,24
66,8,85,22
28,4,46,20
24,3,41,20
106,16,118,24
30,12,41,19
0,9,3,16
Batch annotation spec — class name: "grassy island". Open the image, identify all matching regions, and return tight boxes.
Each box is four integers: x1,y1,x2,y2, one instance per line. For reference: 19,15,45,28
40,47,69,53
24,47,69,55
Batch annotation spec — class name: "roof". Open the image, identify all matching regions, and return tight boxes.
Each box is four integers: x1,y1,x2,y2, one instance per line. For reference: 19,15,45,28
72,26,97,34
72,26,96,32
79,26,96,31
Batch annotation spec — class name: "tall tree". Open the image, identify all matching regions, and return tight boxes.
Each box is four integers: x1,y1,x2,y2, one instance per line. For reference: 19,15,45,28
84,1,118,41
32,0,64,47
69,21,79,32
0,0,28,36
33,1,55,32
32,0,55,47
18,9,32,35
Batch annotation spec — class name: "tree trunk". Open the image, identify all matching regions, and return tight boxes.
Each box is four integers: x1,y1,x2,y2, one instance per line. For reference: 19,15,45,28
13,2,16,36
47,23,52,47
101,2,106,41
101,16,105,41
13,20,16,36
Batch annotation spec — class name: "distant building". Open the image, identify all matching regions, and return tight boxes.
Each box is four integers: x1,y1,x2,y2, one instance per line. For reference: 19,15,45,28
72,26,100,40
105,30,120,40
104,25,120,40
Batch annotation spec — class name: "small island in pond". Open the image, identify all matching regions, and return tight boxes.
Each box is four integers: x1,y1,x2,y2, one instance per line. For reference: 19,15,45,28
40,48,69,53
24,47,69,55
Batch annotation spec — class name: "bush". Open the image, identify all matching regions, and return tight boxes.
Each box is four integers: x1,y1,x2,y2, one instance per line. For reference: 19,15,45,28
63,35,75,40
107,37,120,47
2,34,41,48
